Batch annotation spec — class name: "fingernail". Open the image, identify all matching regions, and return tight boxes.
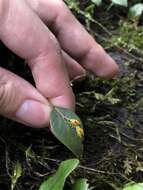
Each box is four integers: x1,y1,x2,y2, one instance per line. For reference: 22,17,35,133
72,74,86,82
16,100,51,127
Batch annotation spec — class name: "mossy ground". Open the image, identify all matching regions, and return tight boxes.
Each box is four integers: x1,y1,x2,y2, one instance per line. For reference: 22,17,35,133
0,1,143,190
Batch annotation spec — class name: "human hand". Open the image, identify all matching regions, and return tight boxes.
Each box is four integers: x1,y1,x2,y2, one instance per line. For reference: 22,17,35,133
0,0,118,127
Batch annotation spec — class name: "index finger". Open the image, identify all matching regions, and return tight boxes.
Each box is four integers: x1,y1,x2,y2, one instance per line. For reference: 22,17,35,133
27,0,119,78
0,0,75,109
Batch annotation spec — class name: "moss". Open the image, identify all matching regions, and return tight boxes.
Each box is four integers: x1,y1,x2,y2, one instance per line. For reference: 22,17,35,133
107,22,143,52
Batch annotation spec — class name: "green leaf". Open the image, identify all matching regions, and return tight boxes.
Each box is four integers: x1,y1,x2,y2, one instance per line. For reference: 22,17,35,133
50,106,84,157
11,161,22,190
72,178,89,190
91,0,102,6
128,3,143,20
111,0,128,7
39,159,79,190
123,182,143,190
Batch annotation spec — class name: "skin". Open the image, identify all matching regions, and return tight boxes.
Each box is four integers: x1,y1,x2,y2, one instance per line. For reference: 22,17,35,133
0,0,119,127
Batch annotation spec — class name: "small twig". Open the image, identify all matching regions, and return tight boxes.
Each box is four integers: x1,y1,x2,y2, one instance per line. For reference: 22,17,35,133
0,136,6,144
5,148,11,177
78,165,132,182
116,47,143,63
42,157,61,164
94,32,143,62
120,131,143,142
0,137,11,177
78,9,112,36
33,171,53,177
78,165,118,175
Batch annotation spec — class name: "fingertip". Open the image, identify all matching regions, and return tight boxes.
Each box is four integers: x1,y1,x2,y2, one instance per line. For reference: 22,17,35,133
96,56,119,79
82,45,119,79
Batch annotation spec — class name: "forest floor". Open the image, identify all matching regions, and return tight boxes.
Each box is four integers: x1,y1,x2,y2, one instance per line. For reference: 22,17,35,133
0,1,143,190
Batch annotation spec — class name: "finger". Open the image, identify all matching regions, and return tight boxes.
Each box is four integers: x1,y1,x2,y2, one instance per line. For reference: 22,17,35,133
0,67,51,127
0,0,75,109
27,0,119,78
62,51,86,81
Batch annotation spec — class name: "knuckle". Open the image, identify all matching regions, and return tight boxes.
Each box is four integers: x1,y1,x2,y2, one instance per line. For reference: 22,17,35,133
0,81,17,115
51,38,61,54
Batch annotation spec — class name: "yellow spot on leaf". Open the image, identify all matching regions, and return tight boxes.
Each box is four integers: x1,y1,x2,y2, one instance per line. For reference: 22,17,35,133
76,126,84,138
69,119,81,127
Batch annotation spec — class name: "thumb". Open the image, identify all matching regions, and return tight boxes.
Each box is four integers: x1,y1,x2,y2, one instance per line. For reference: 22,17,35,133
0,67,52,128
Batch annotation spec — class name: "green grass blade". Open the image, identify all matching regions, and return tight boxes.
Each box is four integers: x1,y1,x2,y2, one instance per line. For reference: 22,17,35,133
123,182,143,190
72,178,89,190
39,159,79,190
